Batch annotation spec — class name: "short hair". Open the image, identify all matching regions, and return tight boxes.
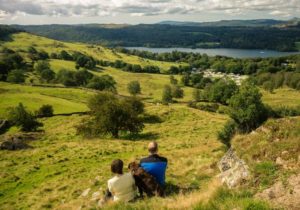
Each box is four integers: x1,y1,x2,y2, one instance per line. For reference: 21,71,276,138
148,141,158,154
111,159,123,174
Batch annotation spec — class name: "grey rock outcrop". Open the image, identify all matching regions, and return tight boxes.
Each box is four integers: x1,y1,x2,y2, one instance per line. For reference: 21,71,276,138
0,132,40,150
218,148,250,188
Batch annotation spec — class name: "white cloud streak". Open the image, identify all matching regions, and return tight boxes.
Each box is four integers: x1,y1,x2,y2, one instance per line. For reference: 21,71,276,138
0,0,299,19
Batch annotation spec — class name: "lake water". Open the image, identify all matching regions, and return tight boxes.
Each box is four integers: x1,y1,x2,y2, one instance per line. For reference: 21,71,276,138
126,47,300,58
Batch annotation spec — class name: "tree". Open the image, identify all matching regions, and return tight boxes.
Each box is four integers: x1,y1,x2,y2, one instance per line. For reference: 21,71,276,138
228,82,268,133
56,69,76,86
35,104,54,117
6,70,25,83
218,120,236,147
77,92,144,138
73,70,93,86
193,88,201,102
171,85,184,98
34,60,51,74
59,50,73,60
181,73,190,86
127,81,141,96
169,75,178,85
86,75,116,91
205,79,238,105
40,69,55,82
162,85,173,104
8,103,43,131
262,81,274,93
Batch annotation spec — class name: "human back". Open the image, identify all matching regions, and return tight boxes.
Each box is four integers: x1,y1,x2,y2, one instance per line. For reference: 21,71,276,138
107,159,136,202
140,141,168,186
108,172,136,202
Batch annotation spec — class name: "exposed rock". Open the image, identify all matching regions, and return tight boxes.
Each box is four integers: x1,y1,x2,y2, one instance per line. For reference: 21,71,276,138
81,188,91,197
218,148,250,188
91,191,101,201
255,173,300,210
276,157,284,165
0,132,41,150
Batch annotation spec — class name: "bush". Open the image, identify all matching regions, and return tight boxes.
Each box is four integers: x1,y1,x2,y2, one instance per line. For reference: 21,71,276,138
35,105,54,117
34,60,50,74
162,85,173,104
8,103,43,131
192,89,201,102
197,103,219,112
6,70,25,83
77,92,144,138
217,120,236,147
204,79,238,105
272,105,300,117
127,81,141,96
86,75,116,91
40,69,55,82
229,82,268,133
171,85,184,98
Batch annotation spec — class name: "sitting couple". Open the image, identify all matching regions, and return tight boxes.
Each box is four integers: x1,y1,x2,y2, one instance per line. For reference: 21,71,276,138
106,141,167,202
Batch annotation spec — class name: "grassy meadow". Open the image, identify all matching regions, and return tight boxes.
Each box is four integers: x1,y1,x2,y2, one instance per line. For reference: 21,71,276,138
3,33,182,72
1,32,300,210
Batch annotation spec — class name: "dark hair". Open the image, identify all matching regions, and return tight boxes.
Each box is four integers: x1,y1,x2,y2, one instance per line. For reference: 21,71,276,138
111,159,123,174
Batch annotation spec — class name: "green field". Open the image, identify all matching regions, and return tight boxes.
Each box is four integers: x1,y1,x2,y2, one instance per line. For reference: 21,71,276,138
1,32,300,210
3,33,183,72
0,82,91,117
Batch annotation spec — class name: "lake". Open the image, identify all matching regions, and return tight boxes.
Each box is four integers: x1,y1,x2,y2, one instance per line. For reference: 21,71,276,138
126,47,300,58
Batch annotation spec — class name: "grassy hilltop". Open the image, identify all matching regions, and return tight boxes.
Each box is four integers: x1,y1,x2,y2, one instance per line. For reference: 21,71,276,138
0,32,300,209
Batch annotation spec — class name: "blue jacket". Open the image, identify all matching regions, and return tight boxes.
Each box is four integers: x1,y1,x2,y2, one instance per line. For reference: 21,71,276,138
140,154,168,186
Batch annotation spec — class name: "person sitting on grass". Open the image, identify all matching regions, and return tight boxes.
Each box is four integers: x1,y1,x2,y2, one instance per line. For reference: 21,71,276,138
104,159,137,203
140,141,168,187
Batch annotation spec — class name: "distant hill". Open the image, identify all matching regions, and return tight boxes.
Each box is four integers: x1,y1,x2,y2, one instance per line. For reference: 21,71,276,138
14,21,300,51
158,19,286,27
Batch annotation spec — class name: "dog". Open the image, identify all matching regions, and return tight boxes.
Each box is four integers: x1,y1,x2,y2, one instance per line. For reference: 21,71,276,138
128,161,164,197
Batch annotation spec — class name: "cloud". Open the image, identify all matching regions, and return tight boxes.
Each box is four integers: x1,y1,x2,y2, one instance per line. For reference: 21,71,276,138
0,0,299,18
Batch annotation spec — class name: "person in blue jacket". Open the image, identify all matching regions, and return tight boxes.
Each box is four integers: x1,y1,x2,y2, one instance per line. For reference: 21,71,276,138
140,141,168,187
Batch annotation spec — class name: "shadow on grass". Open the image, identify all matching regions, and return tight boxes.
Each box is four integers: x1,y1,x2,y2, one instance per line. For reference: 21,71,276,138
121,132,159,141
142,114,163,124
165,182,199,196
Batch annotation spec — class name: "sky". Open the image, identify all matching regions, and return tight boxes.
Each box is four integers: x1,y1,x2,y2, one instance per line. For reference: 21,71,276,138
0,0,299,25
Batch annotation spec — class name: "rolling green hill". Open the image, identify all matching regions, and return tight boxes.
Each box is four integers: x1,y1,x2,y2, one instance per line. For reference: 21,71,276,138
1,31,300,210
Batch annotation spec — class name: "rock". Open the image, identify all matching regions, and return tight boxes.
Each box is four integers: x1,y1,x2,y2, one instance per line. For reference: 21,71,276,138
218,148,250,188
276,157,284,165
81,188,91,197
0,133,41,150
255,173,300,210
0,137,30,150
91,191,101,201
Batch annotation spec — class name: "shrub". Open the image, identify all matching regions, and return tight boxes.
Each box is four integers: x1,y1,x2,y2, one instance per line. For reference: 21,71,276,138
6,70,25,83
171,85,184,98
205,79,238,105
272,105,300,117
8,103,43,131
127,81,141,96
36,105,54,117
217,120,236,147
193,88,201,102
40,69,55,82
34,60,50,74
162,85,173,104
86,75,116,91
77,92,144,138
229,82,268,133
169,75,178,84
197,103,219,112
